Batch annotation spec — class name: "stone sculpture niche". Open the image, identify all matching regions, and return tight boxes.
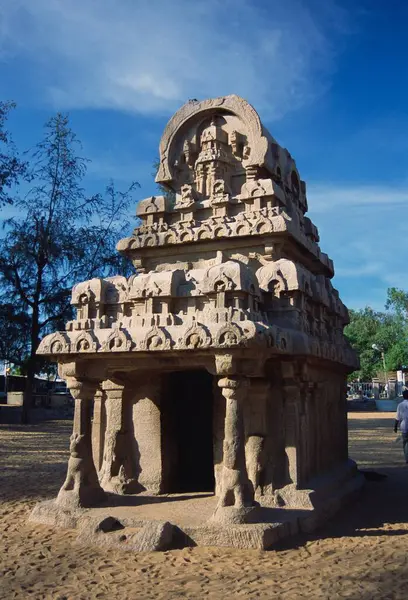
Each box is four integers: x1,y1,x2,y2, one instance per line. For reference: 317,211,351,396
31,95,363,550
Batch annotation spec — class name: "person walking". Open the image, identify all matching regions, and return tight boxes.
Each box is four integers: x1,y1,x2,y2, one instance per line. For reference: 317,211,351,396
394,390,408,463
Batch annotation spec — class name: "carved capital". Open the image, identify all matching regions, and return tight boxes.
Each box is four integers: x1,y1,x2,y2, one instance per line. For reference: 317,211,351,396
102,379,125,400
214,352,237,376
58,362,77,380
66,377,98,401
218,376,249,401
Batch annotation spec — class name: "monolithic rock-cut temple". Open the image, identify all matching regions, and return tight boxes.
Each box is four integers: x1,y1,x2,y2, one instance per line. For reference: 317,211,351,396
31,95,363,551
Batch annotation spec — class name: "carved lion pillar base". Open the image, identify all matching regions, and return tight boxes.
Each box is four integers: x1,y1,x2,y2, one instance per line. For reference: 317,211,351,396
99,380,140,494
56,378,106,510
211,376,258,524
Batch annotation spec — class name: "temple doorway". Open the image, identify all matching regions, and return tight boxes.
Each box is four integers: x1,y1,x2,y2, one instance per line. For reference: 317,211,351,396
163,369,215,494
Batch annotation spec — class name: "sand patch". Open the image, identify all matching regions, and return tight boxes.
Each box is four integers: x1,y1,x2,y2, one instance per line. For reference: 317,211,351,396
1,413,408,599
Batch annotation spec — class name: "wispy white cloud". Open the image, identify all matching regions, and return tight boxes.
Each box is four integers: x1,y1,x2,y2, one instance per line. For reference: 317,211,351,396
308,183,408,212
307,182,408,310
0,0,348,118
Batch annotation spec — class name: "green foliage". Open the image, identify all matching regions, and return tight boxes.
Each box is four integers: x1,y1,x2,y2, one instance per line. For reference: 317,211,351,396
345,292,408,380
0,101,26,206
0,109,139,379
0,303,30,366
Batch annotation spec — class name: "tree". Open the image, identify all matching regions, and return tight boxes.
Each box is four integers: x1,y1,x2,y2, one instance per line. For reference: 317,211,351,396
0,303,30,367
345,295,408,381
0,112,138,422
0,101,26,206
345,308,383,380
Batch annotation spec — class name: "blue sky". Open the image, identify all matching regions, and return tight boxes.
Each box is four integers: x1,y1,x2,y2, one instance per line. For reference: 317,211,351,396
1,0,407,312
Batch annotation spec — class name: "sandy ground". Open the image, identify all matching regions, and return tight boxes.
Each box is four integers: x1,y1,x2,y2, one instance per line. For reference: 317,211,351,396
1,413,408,600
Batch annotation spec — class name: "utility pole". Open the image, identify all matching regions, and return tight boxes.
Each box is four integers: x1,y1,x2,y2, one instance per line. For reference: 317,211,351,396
372,344,388,398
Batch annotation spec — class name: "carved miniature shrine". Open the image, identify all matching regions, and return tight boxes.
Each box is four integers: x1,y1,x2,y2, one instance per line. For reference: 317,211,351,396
31,95,363,550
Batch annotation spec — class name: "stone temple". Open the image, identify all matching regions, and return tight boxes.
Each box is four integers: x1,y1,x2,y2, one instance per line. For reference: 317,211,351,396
31,95,363,550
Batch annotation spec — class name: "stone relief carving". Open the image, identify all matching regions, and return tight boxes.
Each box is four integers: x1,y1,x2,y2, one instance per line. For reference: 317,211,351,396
37,332,70,355
180,324,211,349
140,326,172,351
101,329,132,352
72,331,98,353
37,94,356,373
215,324,244,348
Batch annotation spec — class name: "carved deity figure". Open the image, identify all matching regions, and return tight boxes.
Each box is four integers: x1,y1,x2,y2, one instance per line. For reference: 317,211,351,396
175,184,195,210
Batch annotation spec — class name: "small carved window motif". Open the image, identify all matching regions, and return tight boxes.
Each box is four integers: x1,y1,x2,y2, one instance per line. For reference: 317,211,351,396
220,331,238,346
214,279,226,292
51,341,63,354
79,293,89,305
88,306,97,319
109,336,123,350
268,279,280,297
78,338,90,351
187,333,202,349
147,335,163,350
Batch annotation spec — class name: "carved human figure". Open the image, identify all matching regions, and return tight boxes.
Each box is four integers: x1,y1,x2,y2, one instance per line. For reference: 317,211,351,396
78,339,90,351
51,341,63,353
188,333,201,348
148,335,162,350
221,331,238,346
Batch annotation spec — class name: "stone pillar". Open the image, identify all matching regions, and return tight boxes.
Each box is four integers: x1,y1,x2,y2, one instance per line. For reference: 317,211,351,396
92,388,106,472
212,376,256,523
281,362,302,487
245,378,269,497
99,379,139,494
56,378,105,509
132,379,163,494
372,379,380,400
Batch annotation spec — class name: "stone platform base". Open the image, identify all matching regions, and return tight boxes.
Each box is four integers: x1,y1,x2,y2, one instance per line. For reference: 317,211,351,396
29,463,364,551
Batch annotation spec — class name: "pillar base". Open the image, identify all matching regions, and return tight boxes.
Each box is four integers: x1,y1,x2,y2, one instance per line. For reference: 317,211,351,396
100,476,142,495
56,485,106,510
210,505,260,524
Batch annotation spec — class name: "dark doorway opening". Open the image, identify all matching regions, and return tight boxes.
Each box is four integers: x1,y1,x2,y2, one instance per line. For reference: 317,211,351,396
164,369,215,493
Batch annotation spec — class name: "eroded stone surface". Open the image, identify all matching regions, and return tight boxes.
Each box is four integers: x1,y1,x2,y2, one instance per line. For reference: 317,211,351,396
31,95,362,548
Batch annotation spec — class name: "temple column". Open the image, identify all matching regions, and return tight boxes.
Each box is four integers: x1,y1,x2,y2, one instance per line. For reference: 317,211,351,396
281,362,303,487
212,375,256,523
91,388,106,472
99,379,139,494
56,378,105,509
245,378,269,497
